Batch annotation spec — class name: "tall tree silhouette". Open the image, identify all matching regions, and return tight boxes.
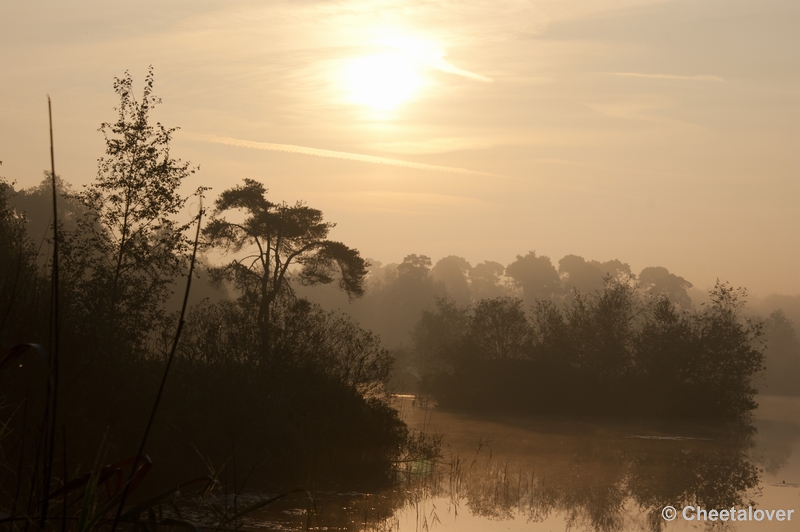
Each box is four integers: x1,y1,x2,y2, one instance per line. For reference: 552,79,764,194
505,251,561,306
203,178,368,352
62,68,202,346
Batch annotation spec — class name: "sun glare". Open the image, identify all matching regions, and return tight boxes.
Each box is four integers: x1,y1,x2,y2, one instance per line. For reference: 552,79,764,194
341,49,426,111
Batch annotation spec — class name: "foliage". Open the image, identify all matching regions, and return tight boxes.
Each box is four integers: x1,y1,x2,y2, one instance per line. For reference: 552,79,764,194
639,266,693,309
9,173,89,264
179,296,393,396
203,178,368,351
1,70,417,532
60,67,202,350
412,297,471,376
469,260,506,300
471,297,531,361
0,175,46,348
297,253,696,350
418,279,765,419
759,310,800,395
505,251,562,306
431,255,472,305
558,255,631,303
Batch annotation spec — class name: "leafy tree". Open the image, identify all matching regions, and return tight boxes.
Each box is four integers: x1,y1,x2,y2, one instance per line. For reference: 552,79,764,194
412,297,471,374
695,281,764,416
633,296,698,413
0,175,32,271
470,297,531,361
431,255,472,304
11,173,90,265
470,260,507,300
639,266,693,308
565,277,639,382
0,173,42,344
202,178,368,352
61,68,201,346
760,310,800,395
505,251,561,306
558,254,605,295
397,254,433,280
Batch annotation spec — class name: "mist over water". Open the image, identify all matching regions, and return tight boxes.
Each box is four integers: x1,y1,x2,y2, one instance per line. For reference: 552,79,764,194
236,395,800,531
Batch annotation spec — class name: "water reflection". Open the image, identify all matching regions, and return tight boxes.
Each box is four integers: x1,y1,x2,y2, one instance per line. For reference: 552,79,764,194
396,424,759,532
240,397,800,531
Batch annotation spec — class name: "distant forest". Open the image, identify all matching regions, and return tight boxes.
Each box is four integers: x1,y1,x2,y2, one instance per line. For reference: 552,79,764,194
292,252,800,405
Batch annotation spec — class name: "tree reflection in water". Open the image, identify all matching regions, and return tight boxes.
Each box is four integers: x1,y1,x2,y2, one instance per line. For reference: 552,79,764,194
386,422,761,532
241,415,785,531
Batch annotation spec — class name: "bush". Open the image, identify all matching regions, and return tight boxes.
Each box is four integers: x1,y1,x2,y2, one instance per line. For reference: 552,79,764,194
418,279,764,419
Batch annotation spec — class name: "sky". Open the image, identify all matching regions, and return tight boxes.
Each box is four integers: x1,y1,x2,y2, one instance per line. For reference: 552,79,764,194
1,0,798,295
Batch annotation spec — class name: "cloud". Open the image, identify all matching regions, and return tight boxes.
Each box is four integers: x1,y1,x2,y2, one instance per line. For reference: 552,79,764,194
346,190,483,206
185,133,513,179
365,137,498,154
608,72,726,82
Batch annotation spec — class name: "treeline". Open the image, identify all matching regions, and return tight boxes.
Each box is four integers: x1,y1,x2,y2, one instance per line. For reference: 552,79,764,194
296,252,695,347
414,280,764,418
0,70,431,509
296,253,800,399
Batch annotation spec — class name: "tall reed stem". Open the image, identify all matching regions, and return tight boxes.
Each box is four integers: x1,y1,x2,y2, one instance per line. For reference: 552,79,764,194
39,95,61,529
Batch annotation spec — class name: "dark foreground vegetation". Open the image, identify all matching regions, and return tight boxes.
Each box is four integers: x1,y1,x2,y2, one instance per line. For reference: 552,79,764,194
0,71,438,529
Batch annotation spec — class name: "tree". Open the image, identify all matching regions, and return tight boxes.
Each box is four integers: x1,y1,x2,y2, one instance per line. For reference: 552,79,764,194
11,173,89,265
0,175,32,270
558,254,605,295
639,266,693,308
565,277,638,382
470,297,531,361
470,260,507,300
761,310,800,396
412,297,471,374
0,173,41,343
505,251,562,306
559,255,631,301
62,68,201,345
431,255,472,305
202,178,368,352
397,254,433,281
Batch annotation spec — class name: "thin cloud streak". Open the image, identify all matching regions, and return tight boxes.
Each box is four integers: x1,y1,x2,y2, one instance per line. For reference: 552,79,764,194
185,133,515,180
419,56,493,82
375,36,493,83
608,72,726,82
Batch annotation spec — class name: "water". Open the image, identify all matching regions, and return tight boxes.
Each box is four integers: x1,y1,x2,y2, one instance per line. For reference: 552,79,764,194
222,395,800,531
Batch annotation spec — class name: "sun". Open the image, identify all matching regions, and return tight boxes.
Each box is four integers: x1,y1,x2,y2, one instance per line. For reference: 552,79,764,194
341,49,425,111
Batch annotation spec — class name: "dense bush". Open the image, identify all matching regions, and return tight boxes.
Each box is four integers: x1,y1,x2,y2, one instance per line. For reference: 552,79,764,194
418,278,765,419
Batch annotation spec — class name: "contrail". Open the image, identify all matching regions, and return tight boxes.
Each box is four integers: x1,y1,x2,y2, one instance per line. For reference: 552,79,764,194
609,72,725,82
185,133,514,179
375,37,494,83
422,56,493,82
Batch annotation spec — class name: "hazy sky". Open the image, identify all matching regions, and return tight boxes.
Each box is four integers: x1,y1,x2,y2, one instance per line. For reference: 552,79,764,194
2,0,798,295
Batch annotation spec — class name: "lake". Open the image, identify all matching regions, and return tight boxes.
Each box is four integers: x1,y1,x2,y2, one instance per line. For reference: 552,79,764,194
208,395,800,531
